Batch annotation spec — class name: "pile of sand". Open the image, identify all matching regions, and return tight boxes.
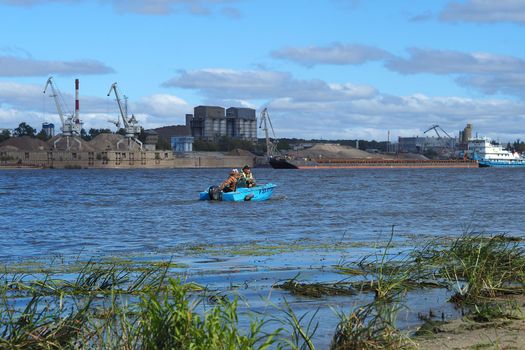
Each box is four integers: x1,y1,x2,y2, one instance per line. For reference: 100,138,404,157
290,143,384,159
48,135,96,152
0,136,48,151
89,133,142,151
396,153,429,160
227,148,255,156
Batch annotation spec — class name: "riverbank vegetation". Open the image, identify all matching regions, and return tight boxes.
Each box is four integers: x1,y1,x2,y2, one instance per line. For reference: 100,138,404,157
2,231,525,349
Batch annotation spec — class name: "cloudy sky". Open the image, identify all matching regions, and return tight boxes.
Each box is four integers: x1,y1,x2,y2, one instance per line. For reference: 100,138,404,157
1,0,525,142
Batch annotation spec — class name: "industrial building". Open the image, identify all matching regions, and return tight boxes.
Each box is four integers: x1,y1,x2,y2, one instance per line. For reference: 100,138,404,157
226,107,257,142
398,124,473,156
171,136,194,152
186,106,257,142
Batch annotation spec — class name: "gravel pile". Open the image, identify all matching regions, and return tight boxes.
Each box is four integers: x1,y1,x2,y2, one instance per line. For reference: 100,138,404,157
0,136,48,151
88,133,141,151
291,143,384,159
48,135,96,151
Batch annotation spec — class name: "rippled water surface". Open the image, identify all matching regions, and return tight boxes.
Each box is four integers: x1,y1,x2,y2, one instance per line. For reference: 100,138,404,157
1,167,525,347
1,167,524,261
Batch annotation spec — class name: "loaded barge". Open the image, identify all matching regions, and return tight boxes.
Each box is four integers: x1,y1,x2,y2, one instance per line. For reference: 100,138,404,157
269,157,478,169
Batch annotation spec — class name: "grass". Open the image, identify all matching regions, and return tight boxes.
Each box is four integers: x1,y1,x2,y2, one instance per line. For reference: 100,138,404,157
2,229,525,349
0,261,316,350
412,231,525,304
330,227,417,350
275,278,356,298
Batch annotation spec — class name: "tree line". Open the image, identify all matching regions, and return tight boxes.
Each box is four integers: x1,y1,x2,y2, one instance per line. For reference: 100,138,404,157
5,121,525,154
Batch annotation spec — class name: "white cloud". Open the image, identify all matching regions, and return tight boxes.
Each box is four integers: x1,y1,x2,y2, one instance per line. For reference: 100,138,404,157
384,48,525,97
162,68,378,101
159,67,525,141
134,94,190,122
456,73,525,97
271,43,390,67
269,43,525,97
266,94,525,141
440,0,525,25
0,81,190,131
385,48,525,75
0,55,114,77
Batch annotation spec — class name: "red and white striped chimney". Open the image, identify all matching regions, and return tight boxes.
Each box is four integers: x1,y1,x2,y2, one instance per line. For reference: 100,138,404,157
75,79,79,122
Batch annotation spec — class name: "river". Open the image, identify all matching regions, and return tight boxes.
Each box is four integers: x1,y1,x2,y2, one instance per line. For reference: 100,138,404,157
1,167,524,347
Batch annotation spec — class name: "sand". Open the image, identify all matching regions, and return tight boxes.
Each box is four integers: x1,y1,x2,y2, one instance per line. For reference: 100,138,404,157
0,136,48,151
415,296,525,349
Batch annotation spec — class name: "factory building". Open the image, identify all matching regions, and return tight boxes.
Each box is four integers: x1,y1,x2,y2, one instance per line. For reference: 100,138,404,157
187,105,257,142
398,136,457,154
226,107,257,142
398,137,427,153
171,136,194,153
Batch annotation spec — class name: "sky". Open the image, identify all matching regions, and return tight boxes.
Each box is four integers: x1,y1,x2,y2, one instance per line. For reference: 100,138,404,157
1,0,525,142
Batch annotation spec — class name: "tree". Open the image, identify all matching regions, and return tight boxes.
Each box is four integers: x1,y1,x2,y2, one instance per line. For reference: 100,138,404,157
35,129,51,141
276,139,291,150
81,128,89,141
0,129,11,143
156,137,172,150
13,122,36,137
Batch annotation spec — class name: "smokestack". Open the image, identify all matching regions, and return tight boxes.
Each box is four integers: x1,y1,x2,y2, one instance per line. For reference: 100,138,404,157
75,79,79,121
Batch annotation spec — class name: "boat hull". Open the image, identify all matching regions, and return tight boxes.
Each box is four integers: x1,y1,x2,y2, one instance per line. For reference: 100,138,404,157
200,183,276,202
478,160,525,167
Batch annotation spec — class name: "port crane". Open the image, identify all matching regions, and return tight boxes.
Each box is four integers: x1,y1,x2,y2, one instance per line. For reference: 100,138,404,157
107,82,143,151
424,124,453,139
259,108,278,159
43,77,83,150
424,124,456,150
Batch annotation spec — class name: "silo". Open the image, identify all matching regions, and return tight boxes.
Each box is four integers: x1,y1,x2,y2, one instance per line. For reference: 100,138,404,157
463,123,473,142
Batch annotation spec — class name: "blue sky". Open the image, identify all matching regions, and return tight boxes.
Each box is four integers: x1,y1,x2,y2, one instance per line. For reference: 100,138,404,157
1,0,525,142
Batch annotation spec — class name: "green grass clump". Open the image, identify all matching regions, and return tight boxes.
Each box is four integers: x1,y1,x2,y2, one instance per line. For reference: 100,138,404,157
467,301,522,323
436,232,525,303
0,262,287,350
135,278,279,350
331,304,417,350
330,227,417,350
276,279,356,298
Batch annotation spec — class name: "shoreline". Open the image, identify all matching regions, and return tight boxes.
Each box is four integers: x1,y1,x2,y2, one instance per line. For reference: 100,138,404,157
3,232,525,349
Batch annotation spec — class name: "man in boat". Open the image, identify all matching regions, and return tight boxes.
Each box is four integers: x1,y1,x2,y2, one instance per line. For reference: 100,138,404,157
239,165,256,188
220,169,240,193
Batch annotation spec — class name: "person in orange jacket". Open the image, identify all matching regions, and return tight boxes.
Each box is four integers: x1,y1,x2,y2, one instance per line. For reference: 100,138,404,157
220,169,240,192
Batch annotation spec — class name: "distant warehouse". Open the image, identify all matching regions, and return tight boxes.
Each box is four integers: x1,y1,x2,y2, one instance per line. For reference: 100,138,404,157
186,106,257,142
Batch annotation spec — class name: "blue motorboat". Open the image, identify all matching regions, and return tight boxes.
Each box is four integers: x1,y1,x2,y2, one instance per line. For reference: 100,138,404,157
200,183,276,202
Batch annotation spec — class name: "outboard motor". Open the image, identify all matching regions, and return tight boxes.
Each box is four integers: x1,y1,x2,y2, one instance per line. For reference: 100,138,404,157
208,186,222,201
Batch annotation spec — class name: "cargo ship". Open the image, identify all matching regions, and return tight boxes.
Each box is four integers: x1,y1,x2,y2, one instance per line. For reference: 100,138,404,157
269,157,478,169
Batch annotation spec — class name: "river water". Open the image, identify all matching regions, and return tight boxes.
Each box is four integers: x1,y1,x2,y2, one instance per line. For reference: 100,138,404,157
1,167,524,347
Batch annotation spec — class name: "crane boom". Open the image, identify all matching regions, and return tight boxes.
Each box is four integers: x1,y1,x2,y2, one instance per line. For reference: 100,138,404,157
424,124,453,139
438,126,452,139
106,82,143,150
107,83,129,128
259,108,277,158
43,77,66,128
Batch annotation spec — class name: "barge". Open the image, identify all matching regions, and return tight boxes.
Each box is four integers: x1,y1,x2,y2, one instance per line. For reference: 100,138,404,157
269,157,478,169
